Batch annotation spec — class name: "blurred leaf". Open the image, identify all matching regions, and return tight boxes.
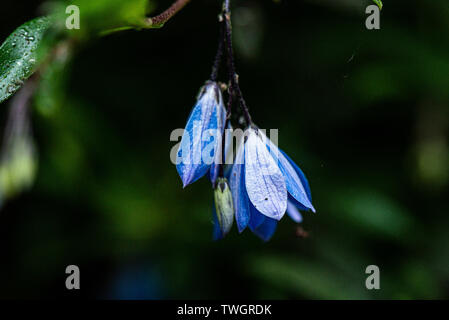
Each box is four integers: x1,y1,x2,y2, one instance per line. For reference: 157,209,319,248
48,0,156,38
333,189,413,239
34,41,73,116
348,27,449,103
372,0,383,10
0,17,51,104
0,136,37,199
248,255,370,299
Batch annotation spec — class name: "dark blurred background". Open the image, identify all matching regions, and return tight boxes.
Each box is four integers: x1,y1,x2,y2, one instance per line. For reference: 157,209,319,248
0,0,448,299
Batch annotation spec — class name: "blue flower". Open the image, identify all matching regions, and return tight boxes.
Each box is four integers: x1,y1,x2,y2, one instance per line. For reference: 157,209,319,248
176,81,226,187
215,126,315,241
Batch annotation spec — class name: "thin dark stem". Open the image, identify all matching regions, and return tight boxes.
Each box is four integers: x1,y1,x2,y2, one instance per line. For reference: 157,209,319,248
210,19,225,81
222,0,252,125
146,0,191,27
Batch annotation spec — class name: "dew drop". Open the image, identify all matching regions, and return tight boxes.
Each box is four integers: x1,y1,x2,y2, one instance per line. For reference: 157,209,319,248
7,84,16,94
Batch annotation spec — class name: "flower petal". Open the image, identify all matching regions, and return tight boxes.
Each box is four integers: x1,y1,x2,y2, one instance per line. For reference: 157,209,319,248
287,199,303,223
263,134,314,212
252,217,278,242
248,202,265,231
212,204,223,241
229,137,250,232
176,82,224,187
279,149,313,203
244,128,287,220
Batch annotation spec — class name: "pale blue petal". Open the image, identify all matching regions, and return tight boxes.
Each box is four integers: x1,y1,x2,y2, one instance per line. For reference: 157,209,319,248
279,149,313,203
264,135,314,212
244,128,287,220
288,194,311,212
229,138,250,232
287,199,303,223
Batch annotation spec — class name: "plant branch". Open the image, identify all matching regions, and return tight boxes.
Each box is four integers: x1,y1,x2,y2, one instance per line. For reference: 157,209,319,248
146,0,191,27
223,0,252,125
210,19,225,82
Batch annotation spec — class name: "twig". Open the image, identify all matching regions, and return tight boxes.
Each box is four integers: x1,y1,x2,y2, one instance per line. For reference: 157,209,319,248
210,18,225,82
146,0,191,27
222,0,252,125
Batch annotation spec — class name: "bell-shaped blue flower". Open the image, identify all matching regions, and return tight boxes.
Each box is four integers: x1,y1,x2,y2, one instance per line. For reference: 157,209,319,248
211,126,315,241
215,126,314,241
244,127,315,217
176,81,226,187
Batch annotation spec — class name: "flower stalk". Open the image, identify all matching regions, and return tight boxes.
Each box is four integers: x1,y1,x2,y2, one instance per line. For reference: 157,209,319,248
146,0,192,27
222,0,252,126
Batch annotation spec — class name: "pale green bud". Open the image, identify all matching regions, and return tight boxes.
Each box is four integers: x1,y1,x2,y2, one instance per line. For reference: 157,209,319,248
214,177,234,236
0,136,37,199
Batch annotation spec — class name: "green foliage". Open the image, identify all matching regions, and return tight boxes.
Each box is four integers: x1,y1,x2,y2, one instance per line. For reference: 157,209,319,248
54,0,156,37
0,17,51,104
372,0,383,10
0,135,37,199
33,41,73,116
0,0,156,106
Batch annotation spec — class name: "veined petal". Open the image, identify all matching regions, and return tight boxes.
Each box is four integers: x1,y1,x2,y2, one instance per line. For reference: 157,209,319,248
244,128,287,220
287,199,303,223
279,150,312,201
252,218,278,242
176,81,224,187
262,132,314,212
229,137,250,232
288,193,311,212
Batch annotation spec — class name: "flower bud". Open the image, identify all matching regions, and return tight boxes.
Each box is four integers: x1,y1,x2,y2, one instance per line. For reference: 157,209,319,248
214,177,234,236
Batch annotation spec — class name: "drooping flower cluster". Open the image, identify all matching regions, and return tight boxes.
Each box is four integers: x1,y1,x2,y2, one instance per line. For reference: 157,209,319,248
175,81,315,241
174,1,315,241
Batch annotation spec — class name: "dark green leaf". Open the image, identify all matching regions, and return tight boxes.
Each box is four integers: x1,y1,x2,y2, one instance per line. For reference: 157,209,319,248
373,0,383,10
0,17,52,104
